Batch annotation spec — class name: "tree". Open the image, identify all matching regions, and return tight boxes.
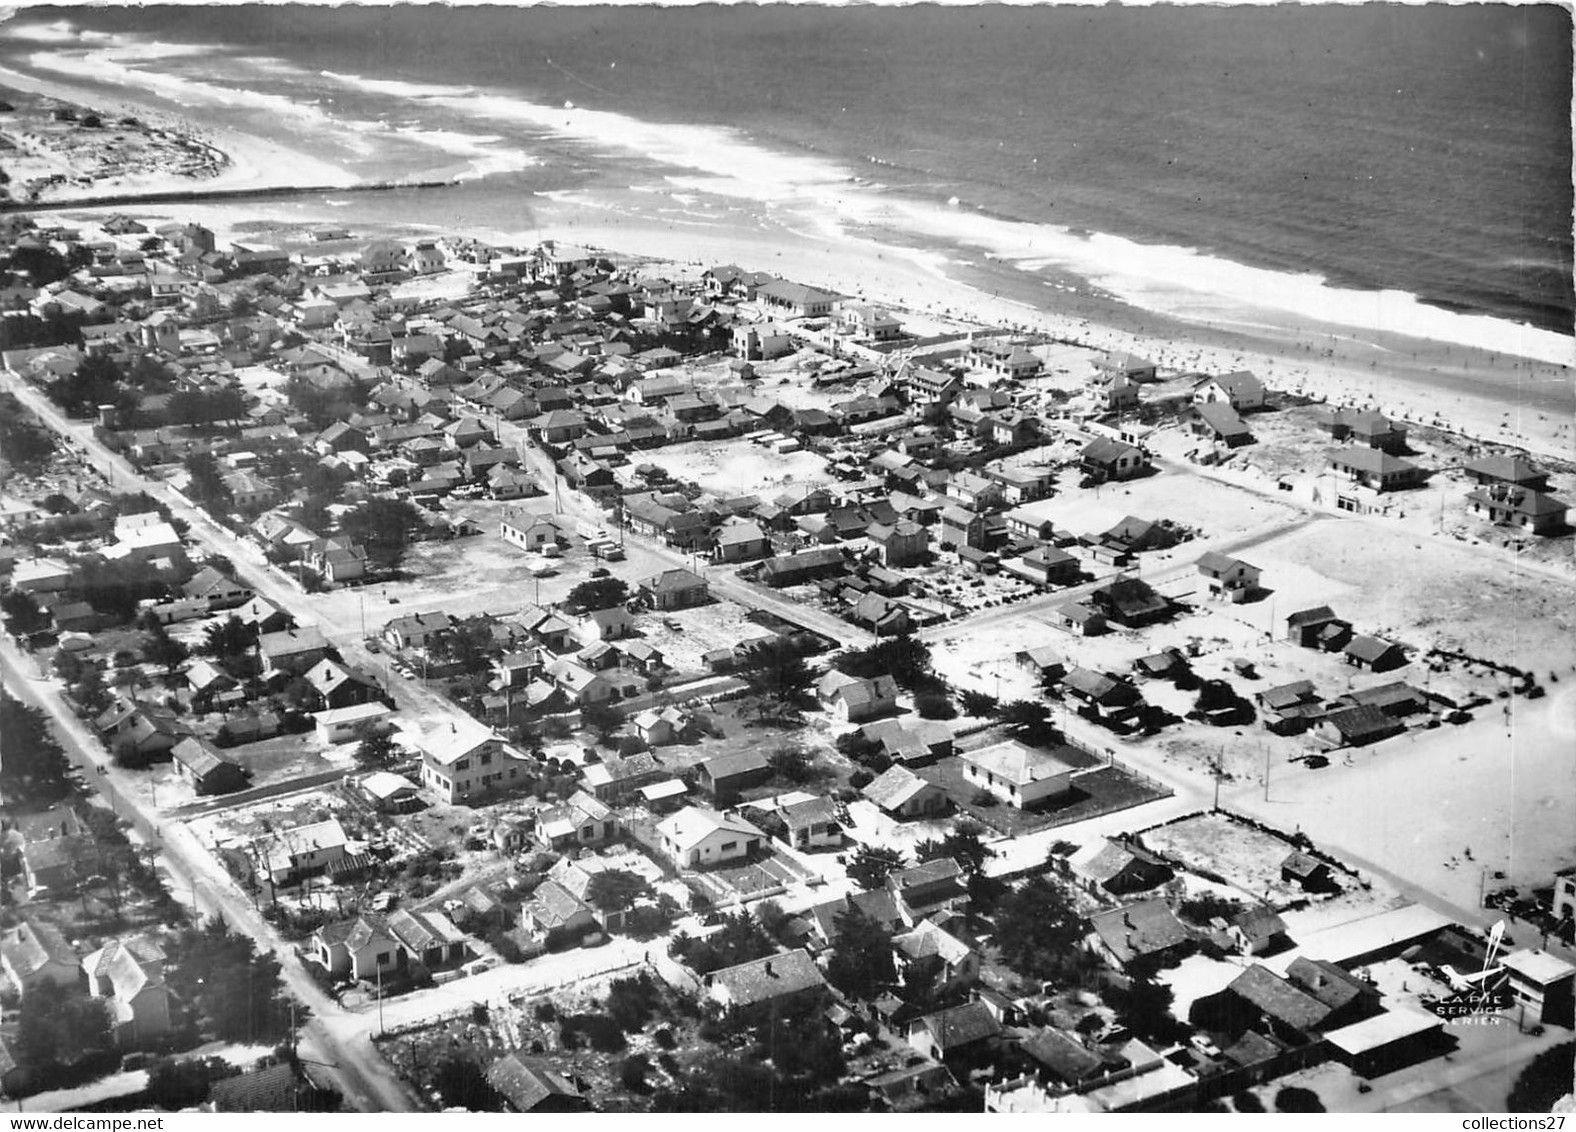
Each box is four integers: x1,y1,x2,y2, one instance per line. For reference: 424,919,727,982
355,730,398,770
184,451,233,512
564,576,630,614
1274,1087,1326,1113
586,869,648,915
1104,976,1188,1044
840,635,933,690
915,690,957,719
825,908,895,1000
846,844,906,891
993,875,1089,983
15,979,112,1069
768,743,814,784
579,700,624,745
1508,1041,1575,1112
0,690,73,807
339,498,424,571
736,636,815,716
71,661,113,715
1,588,50,635
202,615,256,667
958,689,999,717
142,620,190,674
916,821,994,877
605,971,662,1032
431,1055,506,1111
995,699,1060,745
166,917,295,1044
145,1056,235,1109
667,913,776,976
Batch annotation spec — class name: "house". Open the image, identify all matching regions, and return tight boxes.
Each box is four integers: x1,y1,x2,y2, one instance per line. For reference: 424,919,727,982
1327,448,1427,492
773,796,844,852
246,817,348,888
1081,437,1150,482
1217,963,1333,1041
706,949,828,1013
711,518,772,564
4,806,85,844
1280,850,1334,891
861,765,949,820
1053,602,1107,637
848,592,913,636
1087,900,1193,970
1467,485,1569,535
815,671,899,723
303,658,383,711
866,519,930,567
210,1062,332,1113
574,605,635,645
520,880,601,945
257,626,331,675
908,1002,1003,1063
170,736,248,796
961,740,1080,809
631,706,686,747
1193,370,1266,411
756,279,840,318
1285,605,1350,648
1229,907,1290,956
534,790,616,850
81,936,171,1046
1191,402,1254,447
696,750,772,803
1464,453,1551,491
311,915,403,982
499,510,564,552
94,703,184,760
888,858,970,925
358,771,421,813
1318,408,1408,454
655,806,765,869
1002,545,1080,588
968,338,1043,380
315,702,393,745
580,750,665,801
1315,704,1406,748
486,1054,591,1113
181,566,251,609
1499,949,1575,1028
892,920,979,996
1196,552,1262,602
418,718,524,804
1343,635,1408,673
1089,576,1172,628
638,567,710,610
1069,839,1174,896
1255,680,1324,734
0,921,79,997
1060,667,1145,726
1019,1028,1107,1089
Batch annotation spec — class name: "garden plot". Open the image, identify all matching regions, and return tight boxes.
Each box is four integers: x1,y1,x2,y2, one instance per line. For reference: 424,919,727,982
1138,811,1310,908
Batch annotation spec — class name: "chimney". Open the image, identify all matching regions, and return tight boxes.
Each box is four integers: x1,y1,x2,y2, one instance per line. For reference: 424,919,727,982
764,960,775,978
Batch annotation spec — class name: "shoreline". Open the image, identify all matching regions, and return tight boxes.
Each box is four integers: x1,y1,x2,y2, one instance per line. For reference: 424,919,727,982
7,60,1569,463
0,62,358,202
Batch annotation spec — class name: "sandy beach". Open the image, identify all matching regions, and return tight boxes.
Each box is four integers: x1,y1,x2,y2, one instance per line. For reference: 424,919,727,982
5,55,1569,465
0,63,356,201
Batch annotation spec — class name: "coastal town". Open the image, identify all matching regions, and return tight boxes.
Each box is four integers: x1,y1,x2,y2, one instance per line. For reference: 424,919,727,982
1,103,1574,1116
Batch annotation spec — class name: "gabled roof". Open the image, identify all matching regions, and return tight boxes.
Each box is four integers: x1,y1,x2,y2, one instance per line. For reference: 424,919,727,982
707,948,826,1006
486,1054,585,1112
916,1001,1001,1051
1088,900,1192,964
1228,964,1331,1031
862,765,938,811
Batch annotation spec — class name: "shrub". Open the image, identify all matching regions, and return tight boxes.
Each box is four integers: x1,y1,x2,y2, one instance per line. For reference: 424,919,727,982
1275,1087,1324,1113
619,1054,651,1092
1233,1090,1264,1113
534,1001,557,1023
653,1027,676,1051
914,691,957,720
562,1013,626,1053
849,769,873,789
970,788,999,807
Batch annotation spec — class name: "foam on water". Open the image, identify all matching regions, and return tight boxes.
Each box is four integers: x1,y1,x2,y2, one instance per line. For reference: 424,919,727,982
317,66,1572,367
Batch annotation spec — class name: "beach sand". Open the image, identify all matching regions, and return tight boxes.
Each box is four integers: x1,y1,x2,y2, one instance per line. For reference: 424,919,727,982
0,64,356,201
6,58,1569,464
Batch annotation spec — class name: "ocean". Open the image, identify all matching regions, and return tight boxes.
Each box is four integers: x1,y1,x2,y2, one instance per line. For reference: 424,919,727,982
3,4,1571,358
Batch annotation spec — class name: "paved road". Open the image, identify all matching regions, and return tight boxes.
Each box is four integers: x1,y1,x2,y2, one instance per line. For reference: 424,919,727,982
0,640,423,1113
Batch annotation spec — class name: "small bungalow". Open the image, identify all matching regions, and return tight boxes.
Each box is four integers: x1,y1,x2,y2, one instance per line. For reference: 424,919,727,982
655,806,765,869
960,739,1080,809
861,765,949,820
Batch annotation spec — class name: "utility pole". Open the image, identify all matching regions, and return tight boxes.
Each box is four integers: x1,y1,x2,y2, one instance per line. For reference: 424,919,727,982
1213,747,1222,810
377,963,385,1037
1263,744,1270,802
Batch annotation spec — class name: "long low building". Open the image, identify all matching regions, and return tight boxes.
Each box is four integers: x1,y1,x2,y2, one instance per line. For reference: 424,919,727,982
1322,1007,1444,1077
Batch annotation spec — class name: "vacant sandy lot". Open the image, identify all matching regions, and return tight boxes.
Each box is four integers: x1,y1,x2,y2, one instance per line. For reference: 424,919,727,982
1226,681,1576,917
639,437,835,499
1011,466,1303,543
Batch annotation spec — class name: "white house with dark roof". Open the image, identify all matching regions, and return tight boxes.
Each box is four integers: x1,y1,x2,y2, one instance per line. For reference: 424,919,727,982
815,670,898,723
704,949,827,1011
